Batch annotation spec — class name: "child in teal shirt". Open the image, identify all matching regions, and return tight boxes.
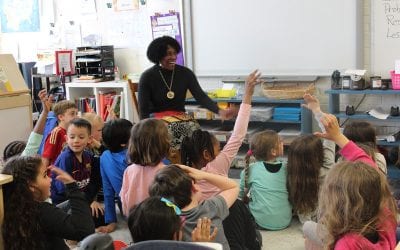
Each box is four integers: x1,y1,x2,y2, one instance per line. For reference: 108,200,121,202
239,130,292,230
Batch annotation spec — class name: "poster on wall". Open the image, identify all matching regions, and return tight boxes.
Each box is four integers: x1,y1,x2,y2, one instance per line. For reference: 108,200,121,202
150,11,184,65
0,0,40,32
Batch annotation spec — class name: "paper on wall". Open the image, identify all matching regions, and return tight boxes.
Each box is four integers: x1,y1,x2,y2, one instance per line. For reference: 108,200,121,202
395,60,400,74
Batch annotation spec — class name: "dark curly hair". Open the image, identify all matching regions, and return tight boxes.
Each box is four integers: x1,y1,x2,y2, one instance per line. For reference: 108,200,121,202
102,118,133,152
3,140,26,161
2,156,45,250
147,36,181,64
181,129,217,169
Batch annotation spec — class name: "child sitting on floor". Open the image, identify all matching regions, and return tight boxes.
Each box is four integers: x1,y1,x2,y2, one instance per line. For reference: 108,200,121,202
51,118,104,228
2,156,94,250
239,129,292,230
97,118,133,233
149,164,239,249
119,118,170,215
303,113,397,249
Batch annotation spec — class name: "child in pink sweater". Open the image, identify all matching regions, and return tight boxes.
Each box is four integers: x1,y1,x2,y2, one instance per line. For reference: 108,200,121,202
304,113,397,250
180,69,262,201
180,70,263,250
119,118,170,215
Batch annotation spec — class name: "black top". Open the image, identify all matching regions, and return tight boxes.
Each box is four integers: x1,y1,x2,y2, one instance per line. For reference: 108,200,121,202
39,182,95,250
138,64,219,119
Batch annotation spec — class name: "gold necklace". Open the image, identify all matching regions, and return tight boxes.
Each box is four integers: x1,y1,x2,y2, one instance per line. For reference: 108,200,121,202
159,68,175,99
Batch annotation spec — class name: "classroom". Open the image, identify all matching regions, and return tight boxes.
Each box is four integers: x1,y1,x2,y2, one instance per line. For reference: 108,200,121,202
0,0,400,249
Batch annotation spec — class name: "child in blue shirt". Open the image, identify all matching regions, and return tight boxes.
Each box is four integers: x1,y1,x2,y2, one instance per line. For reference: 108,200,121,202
97,118,133,233
51,118,104,227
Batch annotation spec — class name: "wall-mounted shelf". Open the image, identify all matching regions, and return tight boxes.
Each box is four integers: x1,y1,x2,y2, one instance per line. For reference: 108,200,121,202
326,89,400,147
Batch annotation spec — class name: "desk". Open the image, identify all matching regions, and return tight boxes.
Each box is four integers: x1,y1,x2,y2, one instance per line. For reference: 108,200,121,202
0,174,13,250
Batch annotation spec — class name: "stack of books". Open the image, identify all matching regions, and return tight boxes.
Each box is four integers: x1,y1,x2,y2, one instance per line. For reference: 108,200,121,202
98,91,123,121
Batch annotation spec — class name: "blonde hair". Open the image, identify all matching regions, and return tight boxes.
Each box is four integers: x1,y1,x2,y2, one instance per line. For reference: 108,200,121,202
81,112,103,125
243,130,279,203
317,161,397,249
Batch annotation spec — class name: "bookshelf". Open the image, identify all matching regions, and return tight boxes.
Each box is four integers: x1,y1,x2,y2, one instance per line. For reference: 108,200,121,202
65,80,138,123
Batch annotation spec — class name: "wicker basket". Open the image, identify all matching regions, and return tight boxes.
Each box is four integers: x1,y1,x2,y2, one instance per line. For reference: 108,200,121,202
262,82,316,100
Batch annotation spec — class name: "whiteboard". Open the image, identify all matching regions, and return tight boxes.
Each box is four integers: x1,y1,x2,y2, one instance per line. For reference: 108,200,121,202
186,0,363,76
371,0,400,78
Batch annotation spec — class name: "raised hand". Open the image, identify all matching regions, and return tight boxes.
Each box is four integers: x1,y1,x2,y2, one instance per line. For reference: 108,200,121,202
314,113,349,148
191,217,218,242
243,69,263,103
38,89,54,113
302,93,321,114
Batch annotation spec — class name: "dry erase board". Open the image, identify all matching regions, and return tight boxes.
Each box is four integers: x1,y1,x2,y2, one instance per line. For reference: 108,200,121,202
185,0,363,76
371,0,400,77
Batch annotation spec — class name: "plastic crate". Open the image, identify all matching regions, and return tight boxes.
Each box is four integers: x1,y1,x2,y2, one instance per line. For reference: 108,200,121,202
390,70,400,90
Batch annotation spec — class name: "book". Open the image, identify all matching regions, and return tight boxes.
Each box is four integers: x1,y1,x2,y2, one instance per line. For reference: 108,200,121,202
98,91,116,120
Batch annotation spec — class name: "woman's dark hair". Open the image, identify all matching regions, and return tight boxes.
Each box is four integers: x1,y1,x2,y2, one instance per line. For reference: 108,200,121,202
180,129,217,169
128,196,181,242
149,165,193,208
2,156,44,250
128,118,170,166
3,140,26,161
68,118,92,135
287,135,323,215
147,36,181,64
343,121,377,148
102,118,133,152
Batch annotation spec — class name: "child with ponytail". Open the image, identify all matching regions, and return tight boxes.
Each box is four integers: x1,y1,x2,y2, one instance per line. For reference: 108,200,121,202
240,129,292,230
180,70,263,249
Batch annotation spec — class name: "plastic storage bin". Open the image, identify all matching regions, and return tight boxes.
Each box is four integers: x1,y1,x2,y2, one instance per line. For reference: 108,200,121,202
390,70,400,90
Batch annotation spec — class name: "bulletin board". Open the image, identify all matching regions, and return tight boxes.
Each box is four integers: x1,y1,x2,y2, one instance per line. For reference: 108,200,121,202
371,0,400,77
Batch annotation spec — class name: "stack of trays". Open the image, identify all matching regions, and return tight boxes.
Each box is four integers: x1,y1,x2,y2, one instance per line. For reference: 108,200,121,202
273,107,301,121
